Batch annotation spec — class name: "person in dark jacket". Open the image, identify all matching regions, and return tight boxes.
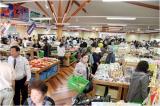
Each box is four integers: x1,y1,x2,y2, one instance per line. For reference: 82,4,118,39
92,47,101,75
43,41,52,57
24,80,55,106
127,61,150,103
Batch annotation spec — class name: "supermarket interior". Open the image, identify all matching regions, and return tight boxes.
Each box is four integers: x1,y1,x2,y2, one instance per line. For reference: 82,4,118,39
0,0,160,106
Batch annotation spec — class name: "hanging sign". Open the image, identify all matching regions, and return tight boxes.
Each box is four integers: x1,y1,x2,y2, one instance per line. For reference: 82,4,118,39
27,23,36,35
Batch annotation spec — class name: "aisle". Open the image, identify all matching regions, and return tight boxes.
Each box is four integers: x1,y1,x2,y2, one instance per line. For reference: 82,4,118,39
46,66,77,106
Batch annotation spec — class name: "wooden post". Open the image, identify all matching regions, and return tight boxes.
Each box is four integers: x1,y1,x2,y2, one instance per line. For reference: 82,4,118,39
57,26,63,41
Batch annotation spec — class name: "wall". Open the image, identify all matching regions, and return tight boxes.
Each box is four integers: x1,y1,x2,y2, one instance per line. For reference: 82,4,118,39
7,25,56,39
126,33,160,41
80,31,98,39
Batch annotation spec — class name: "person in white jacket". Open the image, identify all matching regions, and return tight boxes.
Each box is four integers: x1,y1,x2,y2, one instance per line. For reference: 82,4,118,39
0,57,15,105
57,43,66,66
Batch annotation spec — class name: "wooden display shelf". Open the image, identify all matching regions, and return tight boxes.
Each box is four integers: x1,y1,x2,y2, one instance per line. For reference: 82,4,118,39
93,79,129,101
54,51,77,67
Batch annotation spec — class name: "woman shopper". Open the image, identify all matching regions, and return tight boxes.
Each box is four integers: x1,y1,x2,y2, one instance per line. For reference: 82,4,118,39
127,60,150,103
24,80,55,106
74,52,92,80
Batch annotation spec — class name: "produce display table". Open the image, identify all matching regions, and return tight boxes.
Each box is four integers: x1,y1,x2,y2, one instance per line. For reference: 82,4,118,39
51,50,78,66
30,58,60,81
93,79,129,101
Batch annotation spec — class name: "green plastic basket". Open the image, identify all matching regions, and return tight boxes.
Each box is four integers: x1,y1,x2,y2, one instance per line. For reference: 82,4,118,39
67,75,89,93
38,50,44,58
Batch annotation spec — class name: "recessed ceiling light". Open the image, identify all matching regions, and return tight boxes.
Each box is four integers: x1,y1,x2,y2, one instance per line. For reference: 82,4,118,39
106,16,136,20
68,26,80,28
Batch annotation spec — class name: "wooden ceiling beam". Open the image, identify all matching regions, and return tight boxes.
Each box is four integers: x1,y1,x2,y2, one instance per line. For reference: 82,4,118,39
64,0,90,23
35,1,50,17
73,0,87,13
62,0,74,23
58,0,63,23
48,1,58,23
126,1,159,10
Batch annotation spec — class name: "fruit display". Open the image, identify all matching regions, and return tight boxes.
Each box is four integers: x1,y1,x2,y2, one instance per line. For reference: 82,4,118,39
29,57,59,72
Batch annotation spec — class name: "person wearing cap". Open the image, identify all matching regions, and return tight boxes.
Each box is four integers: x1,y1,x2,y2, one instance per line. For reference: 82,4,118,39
98,40,104,48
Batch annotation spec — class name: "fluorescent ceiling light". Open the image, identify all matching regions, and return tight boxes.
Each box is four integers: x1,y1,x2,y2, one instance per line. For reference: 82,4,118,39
68,26,80,28
107,23,127,26
102,0,151,2
106,16,136,20
31,17,52,20
0,3,9,8
55,23,70,26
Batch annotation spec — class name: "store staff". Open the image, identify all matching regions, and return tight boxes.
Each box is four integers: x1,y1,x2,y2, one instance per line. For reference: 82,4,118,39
8,46,31,105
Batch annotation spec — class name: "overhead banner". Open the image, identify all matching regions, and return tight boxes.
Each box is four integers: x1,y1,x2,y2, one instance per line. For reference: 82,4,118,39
0,22,11,35
13,4,29,22
0,4,14,18
0,4,29,21
27,23,36,35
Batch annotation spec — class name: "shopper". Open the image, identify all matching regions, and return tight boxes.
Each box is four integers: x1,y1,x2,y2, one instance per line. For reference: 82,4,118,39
92,47,101,74
57,43,66,66
127,60,150,103
0,60,15,106
22,38,28,48
106,45,115,64
74,53,91,79
43,41,52,57
24,80,55,106
33,40,41,48
8,46,31,105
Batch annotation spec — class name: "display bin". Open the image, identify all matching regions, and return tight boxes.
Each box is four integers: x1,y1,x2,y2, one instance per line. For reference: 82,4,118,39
31,61,60,81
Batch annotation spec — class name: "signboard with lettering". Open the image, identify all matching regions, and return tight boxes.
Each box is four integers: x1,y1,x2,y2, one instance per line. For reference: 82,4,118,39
0,4,14,18
0,4,29,21
30,11,41,22
27,23,36,35
13,4,29,22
